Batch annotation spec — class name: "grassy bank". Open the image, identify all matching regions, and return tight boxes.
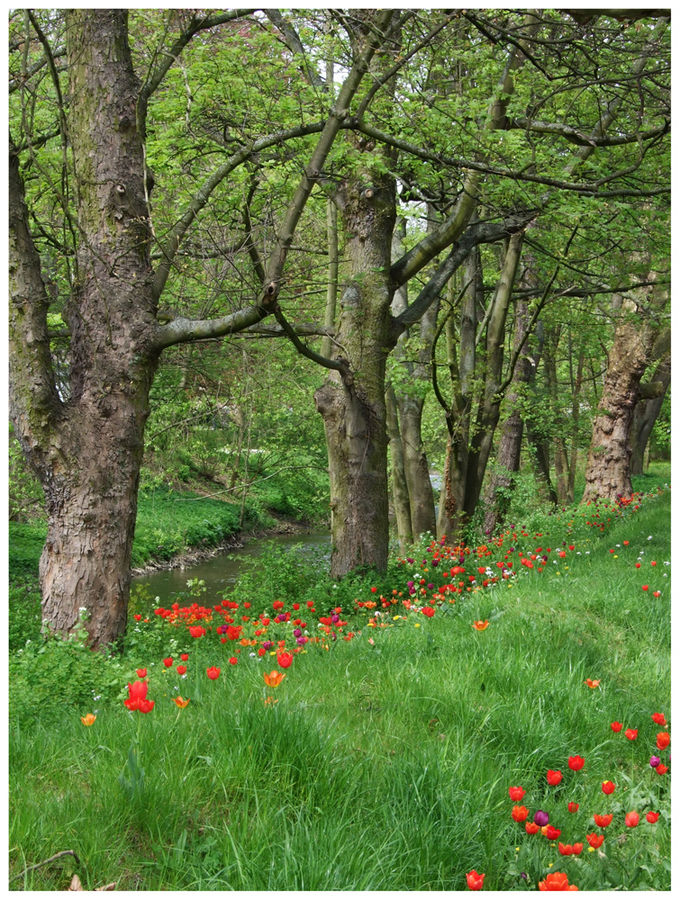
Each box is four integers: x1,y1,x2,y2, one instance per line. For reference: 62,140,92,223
9,482,670,890
9,480,328,650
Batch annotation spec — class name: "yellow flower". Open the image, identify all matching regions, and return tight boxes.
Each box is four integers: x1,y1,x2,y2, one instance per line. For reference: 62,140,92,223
172,696,190,708
80,713,96,726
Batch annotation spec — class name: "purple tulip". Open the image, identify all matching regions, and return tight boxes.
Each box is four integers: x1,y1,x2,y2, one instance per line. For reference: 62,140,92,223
650,756,661,768
533,810,550,826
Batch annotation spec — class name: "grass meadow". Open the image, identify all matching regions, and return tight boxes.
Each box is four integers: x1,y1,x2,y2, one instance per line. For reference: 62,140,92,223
8,481,670,890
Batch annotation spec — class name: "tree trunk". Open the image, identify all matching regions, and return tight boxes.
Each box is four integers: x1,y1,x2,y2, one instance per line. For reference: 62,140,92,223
386,383,413,551
630,350,670,475
9,10,159,648
389,216,436,539
482,298,532,536
315,157,396,576
582,293,664,502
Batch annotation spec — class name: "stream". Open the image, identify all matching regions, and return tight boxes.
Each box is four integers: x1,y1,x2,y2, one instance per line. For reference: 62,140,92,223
130,529,331,610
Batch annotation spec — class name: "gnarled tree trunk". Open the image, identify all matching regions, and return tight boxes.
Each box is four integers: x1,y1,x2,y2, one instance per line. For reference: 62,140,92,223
582,291,666,502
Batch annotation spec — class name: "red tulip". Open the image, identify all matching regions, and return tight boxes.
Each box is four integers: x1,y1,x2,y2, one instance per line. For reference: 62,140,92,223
163,657,173,668
593,813,613,828
586,833,604,848
656,763,668,775
465,870,485,890
547,769,563,786
538,872,578,891
277,650,294,669
206,666,221,680
189,625,205,638
601,780,615,795
525,822,540,835
656,731,670,751
136,668,147,678
511,805,529,822
610,721,623,732
568,802,579,813
124,680,154,712
508,786,525,801
625,811,640,828
544,825,561,840
568,755,585,771
646,811,660,823
176,664,187,675
422,606,435,617
180,653,189,662
625,728,638,741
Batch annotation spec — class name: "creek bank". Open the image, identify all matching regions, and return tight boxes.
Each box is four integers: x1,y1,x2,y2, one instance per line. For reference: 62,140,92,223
130,515,324,577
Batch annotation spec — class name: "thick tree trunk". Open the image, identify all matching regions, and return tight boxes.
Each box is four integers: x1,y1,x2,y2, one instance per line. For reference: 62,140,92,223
316,358,391,576
9,10,159,648
582,298,662,502
315,154,396,577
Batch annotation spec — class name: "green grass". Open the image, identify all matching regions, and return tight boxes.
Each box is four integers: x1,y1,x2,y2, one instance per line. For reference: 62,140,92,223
8,485,670,890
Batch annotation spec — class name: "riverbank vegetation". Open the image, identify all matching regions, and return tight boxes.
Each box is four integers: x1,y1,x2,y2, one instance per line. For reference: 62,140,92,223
9,482,670,890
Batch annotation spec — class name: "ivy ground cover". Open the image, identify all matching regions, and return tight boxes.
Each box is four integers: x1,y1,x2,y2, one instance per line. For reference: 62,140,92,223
9,487,670,889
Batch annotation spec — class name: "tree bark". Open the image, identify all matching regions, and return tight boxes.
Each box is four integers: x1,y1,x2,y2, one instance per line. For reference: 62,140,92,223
314,157,396,576
10,10,159,648
582,289,666,502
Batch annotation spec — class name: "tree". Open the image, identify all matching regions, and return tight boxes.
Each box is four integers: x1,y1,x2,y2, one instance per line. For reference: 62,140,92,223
9,8,393,647
582,280,669,502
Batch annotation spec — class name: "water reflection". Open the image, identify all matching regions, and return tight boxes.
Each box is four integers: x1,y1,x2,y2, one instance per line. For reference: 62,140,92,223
130,530,330,611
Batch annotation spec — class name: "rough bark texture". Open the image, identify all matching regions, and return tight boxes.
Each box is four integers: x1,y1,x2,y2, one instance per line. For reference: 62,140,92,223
9,11,159,648
314,159,396,576
582,301,659,502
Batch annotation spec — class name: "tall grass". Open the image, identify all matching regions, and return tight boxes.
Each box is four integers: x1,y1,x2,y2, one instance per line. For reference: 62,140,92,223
9,486,670,890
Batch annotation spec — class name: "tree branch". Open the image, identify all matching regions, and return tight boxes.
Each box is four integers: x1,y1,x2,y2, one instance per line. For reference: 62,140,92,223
271,304,350,374
392,215,535,334
505,116,670,147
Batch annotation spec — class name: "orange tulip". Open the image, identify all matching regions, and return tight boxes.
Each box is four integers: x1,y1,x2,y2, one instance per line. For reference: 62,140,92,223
80,713,96,726
263,670,285,688
172,696,190,708
472,620,489,630
584,678,600,688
